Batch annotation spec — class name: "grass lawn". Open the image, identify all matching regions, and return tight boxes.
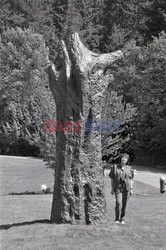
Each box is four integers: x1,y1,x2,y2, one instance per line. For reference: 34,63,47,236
0,156,54,194
0,156,166,249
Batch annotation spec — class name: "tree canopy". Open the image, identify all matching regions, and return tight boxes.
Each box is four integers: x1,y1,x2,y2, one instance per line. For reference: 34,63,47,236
0,0,166,165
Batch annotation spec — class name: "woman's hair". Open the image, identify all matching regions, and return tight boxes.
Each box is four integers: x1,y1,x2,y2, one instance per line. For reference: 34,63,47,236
122,153,130,163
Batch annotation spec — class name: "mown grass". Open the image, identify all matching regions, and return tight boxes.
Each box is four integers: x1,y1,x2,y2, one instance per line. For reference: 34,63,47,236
0,156,54,194
0,157,166,249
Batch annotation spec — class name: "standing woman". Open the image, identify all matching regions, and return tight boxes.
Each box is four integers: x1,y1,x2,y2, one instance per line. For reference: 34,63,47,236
109,153,134,224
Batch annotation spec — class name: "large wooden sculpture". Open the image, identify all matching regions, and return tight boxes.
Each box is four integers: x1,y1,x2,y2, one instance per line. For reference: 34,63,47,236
46,33,123,224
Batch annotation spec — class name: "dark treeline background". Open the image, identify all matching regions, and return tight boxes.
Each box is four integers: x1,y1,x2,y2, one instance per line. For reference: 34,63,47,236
0,0,166,166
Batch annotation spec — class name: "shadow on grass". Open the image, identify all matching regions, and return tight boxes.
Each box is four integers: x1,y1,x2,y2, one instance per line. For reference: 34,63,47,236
1,191,53,196
0,219,51,230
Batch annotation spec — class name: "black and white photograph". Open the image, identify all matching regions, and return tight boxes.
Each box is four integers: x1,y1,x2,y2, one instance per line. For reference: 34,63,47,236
0,0,166,249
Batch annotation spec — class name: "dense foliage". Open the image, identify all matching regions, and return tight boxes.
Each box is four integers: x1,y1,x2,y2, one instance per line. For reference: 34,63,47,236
108,32,166,160
0,27,56,162
102,91,137,162
0,0,166,165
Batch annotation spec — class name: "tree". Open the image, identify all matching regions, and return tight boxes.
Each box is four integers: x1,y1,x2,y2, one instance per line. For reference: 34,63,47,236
102,0,166,51
54,0,105,52
103,0,139,52
139,0,166,43
0,0,59,62
47,33,123,224
135,32,166,157
108,32,166,160
101,91,137,162
77,0,105,52
0,27,56,158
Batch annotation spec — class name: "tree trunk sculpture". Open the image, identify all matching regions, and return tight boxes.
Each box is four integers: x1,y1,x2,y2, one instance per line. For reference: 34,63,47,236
46,33,123,224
